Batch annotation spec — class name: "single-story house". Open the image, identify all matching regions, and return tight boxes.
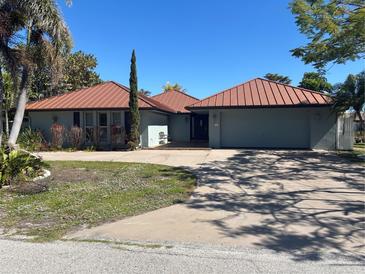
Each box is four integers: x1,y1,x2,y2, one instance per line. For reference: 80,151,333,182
25,78,352,150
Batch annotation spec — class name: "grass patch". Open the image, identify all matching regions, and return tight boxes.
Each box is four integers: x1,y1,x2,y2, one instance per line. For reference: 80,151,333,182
0,161,196,241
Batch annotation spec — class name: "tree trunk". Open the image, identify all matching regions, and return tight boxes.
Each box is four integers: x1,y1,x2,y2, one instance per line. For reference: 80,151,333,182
356,111,364,125
0,66,4,148
7,68,29,148
5,109,9,135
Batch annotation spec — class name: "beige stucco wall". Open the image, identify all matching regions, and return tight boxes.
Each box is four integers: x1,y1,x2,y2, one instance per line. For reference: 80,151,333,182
29,111,75,142
29,110,125,147
168,114,191,142
140,110,169,148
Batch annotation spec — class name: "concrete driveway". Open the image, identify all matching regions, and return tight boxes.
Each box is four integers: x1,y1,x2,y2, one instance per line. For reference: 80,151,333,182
40,150,365,261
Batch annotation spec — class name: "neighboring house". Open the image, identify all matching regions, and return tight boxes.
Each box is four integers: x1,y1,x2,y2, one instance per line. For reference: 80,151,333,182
25,78,351,150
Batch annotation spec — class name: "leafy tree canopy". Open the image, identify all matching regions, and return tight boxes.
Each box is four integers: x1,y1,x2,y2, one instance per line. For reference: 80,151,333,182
61,51,102,92
0,0,72,147
2,71,15,110
290,0,365,69
30,50,102,100
264,73,292,84
333,71,364,123
163,82,186,92
299,72,332,92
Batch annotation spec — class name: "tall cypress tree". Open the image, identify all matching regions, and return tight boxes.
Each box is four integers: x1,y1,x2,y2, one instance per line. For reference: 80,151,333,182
128,49,140,150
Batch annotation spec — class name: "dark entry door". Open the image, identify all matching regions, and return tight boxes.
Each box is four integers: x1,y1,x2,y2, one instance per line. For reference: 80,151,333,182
191,114,209,140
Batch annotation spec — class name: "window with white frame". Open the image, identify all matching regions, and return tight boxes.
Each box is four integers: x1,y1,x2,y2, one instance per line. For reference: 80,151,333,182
84,112,94,144
111,112,124,144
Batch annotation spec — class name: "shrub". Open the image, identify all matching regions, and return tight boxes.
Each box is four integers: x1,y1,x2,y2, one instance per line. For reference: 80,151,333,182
50,123,65,149
0,149,48,188
18,128,44,152
354,130,365,144
68,126,83,149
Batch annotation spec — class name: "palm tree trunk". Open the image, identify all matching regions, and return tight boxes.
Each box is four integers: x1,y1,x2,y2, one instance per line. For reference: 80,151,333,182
0,66,4,148
5,109,9,135
7,67,29,148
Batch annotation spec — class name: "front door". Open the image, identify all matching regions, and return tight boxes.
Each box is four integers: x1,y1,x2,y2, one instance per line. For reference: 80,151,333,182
191,114,209,140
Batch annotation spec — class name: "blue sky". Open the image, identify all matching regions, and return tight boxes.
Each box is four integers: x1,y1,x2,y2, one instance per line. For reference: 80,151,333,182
58,0,364,98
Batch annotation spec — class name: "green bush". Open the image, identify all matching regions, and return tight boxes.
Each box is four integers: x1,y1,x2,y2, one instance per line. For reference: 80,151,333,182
18,128,44,152
68,126,83,149
0,149,48,188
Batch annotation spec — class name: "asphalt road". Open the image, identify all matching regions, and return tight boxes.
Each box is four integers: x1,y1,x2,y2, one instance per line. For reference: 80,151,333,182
0,239,363,274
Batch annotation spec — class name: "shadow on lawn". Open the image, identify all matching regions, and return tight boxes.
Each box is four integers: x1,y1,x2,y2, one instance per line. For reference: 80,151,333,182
186,150,365,262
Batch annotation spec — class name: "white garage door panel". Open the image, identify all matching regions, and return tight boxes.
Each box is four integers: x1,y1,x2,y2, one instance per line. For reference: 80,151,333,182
220,109,310,148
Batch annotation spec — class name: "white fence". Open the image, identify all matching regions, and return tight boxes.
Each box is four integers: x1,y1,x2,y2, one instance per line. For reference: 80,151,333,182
337,113,353,150
147,125,168,148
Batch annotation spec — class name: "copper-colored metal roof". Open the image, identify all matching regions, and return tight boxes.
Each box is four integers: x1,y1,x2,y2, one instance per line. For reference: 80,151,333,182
152,90,199,113
26,81,175,113
187,78,333,109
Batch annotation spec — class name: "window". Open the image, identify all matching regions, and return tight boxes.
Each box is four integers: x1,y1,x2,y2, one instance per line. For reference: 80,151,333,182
73,112,80,127
85,112,94,127
111,112,121,125
99,113,107,127
99,128,108,143
85,128,94,143
98,112,108,143
111,112,124,144
84,112,94,144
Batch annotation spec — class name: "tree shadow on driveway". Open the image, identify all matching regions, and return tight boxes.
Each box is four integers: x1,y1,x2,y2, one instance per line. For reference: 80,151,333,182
186,150,365,262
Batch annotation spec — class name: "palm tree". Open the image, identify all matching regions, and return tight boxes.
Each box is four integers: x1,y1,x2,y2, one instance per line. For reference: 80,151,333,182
2,70,15,135
0,0,72,148
0,66,4,147
333,71,365,127
162,82,186,92
138,89,151,96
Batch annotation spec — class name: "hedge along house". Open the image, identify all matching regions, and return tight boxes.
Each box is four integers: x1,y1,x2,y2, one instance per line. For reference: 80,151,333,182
26,81,176,149
186,78,352,150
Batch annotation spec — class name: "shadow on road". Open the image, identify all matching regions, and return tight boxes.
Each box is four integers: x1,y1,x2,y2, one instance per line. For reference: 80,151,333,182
185,150,365,261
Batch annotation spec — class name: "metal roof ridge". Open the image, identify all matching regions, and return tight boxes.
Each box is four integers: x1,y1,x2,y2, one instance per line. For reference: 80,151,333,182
187,77,259,108
107,81,176,113
152,89,200,101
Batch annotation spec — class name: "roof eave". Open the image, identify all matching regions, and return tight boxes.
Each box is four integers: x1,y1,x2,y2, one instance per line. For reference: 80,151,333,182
186,104,333,110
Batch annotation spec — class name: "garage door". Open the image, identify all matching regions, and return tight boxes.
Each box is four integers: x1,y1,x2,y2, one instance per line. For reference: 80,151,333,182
220,109,310,148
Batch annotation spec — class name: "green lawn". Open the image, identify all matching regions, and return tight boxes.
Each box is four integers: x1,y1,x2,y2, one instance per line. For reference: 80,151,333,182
0,161,196,241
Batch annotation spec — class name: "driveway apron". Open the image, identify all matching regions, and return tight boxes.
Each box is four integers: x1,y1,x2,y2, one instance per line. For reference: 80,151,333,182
40,150,365,261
